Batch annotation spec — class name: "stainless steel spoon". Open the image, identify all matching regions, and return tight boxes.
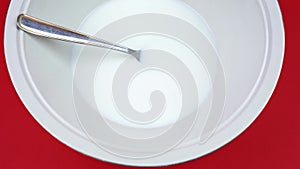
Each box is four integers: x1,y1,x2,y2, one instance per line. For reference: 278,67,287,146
17,14,140,60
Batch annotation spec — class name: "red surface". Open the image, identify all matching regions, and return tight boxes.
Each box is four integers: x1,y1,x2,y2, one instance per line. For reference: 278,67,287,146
0,1,299,169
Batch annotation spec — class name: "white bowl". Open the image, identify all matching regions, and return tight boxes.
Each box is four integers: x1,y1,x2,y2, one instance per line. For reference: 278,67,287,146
4,0,284,166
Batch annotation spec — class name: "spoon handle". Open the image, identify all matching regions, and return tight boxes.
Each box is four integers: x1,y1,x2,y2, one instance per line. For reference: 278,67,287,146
17,14,136,54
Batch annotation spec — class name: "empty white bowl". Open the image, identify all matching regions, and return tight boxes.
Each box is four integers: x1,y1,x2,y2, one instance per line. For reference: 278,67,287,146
4,0,284,166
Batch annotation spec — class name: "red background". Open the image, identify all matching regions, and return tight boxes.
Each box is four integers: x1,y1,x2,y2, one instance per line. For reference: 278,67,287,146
1,1,299,169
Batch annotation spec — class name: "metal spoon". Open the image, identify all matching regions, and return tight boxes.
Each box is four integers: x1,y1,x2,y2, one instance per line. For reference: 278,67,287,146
17,14,140,60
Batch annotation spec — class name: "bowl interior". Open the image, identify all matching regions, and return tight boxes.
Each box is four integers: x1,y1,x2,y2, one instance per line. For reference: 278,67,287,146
23,0,267,134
